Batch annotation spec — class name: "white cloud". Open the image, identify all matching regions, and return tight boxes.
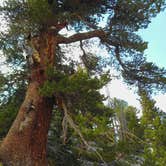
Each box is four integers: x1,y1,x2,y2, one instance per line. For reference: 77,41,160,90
102,79,166,112
154,94,166,112
103,79,141,109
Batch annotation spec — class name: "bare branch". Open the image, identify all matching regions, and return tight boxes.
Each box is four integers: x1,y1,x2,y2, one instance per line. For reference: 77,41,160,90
80,40,86,55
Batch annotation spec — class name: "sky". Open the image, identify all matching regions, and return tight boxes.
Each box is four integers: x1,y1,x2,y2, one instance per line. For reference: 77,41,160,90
139,10,166,68
107,10,166,112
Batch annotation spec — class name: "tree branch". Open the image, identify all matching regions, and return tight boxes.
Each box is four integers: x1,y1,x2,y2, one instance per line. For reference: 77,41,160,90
57,29,106,44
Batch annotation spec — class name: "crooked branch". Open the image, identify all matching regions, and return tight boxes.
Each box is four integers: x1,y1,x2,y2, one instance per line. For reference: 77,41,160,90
57,29,106,44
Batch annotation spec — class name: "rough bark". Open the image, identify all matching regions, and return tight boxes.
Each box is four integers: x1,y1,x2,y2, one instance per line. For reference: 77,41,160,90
0,82,53,166
0,32,56,166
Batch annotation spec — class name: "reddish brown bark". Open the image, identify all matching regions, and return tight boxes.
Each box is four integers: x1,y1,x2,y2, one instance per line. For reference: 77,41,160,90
0,32,56,166
0,82,53,166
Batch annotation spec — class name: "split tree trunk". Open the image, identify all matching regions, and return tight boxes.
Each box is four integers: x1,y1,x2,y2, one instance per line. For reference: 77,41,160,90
0,32,56,166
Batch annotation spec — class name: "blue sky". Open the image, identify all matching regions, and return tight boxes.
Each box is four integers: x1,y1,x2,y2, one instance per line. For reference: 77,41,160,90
139,10,166,68
108,10,166,111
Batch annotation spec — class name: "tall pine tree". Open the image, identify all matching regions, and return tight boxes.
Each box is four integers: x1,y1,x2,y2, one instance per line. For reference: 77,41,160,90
0,0,166,165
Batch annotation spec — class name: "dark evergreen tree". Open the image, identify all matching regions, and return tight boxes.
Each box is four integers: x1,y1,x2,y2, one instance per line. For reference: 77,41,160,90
139,87,166,166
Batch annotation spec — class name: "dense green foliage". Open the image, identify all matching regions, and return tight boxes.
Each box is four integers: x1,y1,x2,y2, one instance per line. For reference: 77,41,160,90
0,0,166,165
1,91,166,165
139,88,166,166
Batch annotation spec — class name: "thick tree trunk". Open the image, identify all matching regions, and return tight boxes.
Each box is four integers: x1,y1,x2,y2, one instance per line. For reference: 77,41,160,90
0,82,53,166
0,32,56,166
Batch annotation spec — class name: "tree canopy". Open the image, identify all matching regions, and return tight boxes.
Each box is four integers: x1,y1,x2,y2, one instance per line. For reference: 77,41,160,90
0,0,166,165
0,0,166,95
